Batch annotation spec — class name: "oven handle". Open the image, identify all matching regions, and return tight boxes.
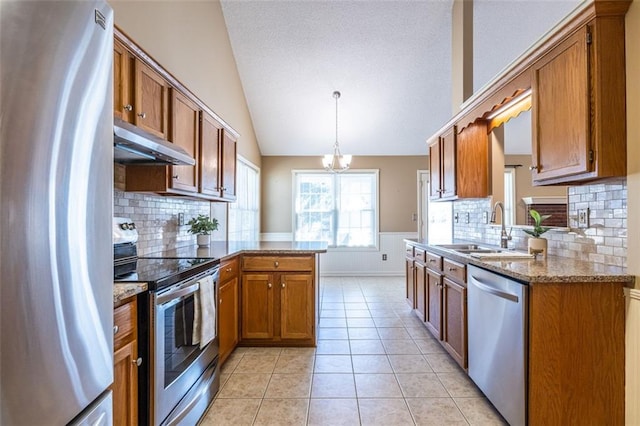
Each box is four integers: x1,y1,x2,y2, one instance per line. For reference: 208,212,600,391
156,282,200,306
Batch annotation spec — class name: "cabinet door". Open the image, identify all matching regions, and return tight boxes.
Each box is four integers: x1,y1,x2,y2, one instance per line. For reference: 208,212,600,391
456,122,489,198
441,127,457,199
443,277,467,368
532,25,590,182
134,59,169,139
428,141,441,200
280,274,314,340
170,89,199,193
425,269,443,339
113,339,138,426
218,278,239,364
415,262,427,322
220,130,237,201
113,40,133,122
405,258,415,308
241,274,274,339
199,111,222,197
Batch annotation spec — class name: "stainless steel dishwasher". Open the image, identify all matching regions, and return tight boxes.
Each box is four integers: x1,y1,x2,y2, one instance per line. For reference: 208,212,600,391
467,265,528,426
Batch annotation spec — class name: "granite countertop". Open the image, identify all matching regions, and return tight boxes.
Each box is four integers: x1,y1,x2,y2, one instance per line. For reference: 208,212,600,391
405,238,635,285
113,241,327,304
114,282,148,304
145,240,328,260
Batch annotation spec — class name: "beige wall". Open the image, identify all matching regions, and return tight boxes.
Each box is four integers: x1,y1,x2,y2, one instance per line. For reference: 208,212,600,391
625,0,640,424
261,156,427,234
505,154,567,225
109,0,261,166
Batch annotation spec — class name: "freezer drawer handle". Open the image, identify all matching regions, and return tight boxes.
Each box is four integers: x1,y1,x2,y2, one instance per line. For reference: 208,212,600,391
470,275,519,302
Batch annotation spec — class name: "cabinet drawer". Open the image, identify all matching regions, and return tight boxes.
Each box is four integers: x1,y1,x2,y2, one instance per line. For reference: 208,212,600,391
220,256,239,283
443,258,466,284
243,256,313,272
114,299,136,350
426,252,443,271
414,248,427,263
405,244,414,258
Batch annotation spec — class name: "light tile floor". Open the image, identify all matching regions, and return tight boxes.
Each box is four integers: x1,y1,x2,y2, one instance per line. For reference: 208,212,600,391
200,276,507,425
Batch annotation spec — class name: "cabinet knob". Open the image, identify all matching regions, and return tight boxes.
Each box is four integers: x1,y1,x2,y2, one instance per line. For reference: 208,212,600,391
123,104,133,112
113,325,119,335
137,112,147,119
448,267,456,271
429,259,436,263
529,165,539,171
274,261,279,268
219,298,222,304
172,175,179,180
268,282,272,289
132,357,142,367
281,282,285,288
226,268,232,272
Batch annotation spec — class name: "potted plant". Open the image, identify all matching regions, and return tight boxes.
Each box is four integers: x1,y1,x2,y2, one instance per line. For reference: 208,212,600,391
523,209,551,258
187,214,219,247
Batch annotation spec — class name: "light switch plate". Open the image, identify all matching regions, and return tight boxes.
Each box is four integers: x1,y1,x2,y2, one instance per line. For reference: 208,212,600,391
577,208,589,228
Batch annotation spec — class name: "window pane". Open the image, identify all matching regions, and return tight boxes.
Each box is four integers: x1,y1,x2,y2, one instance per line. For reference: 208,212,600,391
293,171,378,248
229,158,260,241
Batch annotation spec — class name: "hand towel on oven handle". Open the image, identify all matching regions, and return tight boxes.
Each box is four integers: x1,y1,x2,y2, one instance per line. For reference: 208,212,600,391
192,274,216,349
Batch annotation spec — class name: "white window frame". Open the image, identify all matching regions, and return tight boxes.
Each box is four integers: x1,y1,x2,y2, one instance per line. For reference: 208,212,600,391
228,155,260,242
504,167,516,227
292,169,380,251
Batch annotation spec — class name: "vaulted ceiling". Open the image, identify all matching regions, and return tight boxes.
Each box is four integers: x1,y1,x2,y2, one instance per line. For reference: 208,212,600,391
221,0,581,157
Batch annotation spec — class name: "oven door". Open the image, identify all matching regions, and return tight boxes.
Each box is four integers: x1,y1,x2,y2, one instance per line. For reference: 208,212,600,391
152,270,218,425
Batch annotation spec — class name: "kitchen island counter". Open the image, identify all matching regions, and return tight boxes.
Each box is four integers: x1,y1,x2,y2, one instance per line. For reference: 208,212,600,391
405,239,635,285
146,240,328,260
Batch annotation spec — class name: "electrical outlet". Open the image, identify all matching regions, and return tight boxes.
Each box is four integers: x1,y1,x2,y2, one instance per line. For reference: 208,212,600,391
465,212,470,224
382,254,387,261
178,212,185,226
577,208,589,228
454,212,459,223
482,211,488,224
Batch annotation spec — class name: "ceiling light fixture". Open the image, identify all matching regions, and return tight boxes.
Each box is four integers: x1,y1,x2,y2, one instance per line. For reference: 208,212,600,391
322,90,351,173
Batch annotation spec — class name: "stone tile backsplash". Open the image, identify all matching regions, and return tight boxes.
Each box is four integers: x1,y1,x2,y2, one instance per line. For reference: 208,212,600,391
113,165,211,256
453,178,627,268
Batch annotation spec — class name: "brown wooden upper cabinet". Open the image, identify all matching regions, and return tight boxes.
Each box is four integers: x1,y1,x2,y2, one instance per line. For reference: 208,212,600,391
115,29,239,202
531,18,626,185
113,40,169,140
429,126,456,200
170,89,200,193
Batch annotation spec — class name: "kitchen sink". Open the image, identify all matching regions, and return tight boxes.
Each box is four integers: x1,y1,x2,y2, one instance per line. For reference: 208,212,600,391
454,248,504,254
435,244,483,250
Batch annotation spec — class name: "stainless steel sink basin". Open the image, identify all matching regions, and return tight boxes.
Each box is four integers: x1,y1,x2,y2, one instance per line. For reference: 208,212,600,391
435,244,483,250
454,248,504,254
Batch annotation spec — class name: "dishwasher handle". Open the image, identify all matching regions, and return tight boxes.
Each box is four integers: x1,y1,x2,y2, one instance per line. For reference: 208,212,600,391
469,275,519,303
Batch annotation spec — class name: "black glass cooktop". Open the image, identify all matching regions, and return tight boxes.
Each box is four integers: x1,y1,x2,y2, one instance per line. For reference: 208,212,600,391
114,257,219,291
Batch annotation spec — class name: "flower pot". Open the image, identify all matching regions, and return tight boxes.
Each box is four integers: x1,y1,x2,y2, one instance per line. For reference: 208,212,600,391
528,237,547,259
197,234,210,247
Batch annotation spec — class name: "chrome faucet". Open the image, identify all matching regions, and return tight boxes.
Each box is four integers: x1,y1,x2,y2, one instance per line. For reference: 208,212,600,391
491,202,512,249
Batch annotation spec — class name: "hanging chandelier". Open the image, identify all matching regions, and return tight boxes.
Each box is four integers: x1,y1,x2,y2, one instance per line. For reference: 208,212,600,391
322,90,352,173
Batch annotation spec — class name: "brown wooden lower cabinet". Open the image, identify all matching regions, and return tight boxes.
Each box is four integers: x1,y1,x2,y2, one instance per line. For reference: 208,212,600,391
405,257,416,308
113,298,139,426
414,262,427,322
218,275,239,364
442,277,467,368
425,268,443,340
240,255,316,346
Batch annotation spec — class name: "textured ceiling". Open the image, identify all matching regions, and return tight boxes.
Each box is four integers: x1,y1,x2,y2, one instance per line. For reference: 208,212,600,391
221,0,581,157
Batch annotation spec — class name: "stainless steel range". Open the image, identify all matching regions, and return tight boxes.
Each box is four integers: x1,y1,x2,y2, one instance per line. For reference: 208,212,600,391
113,218,220,425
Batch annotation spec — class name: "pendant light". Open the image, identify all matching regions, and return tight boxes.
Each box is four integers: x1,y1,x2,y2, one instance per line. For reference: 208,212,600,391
322,90,352,172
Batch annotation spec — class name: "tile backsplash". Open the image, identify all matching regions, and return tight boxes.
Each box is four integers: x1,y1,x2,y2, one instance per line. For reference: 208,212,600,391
114,164,211,256
453,178,627,268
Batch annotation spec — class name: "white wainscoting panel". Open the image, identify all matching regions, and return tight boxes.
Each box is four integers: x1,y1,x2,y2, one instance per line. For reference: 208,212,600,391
319,232,417,276
627,288,640,424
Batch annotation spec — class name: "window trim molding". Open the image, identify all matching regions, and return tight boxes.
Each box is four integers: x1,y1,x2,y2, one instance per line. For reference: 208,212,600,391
291,169,380,250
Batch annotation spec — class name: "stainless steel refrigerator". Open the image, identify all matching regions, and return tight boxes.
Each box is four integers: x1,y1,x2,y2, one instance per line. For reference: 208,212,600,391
1,1,114,424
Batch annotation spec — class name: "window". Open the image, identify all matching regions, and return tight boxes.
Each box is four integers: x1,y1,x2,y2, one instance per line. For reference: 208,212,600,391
293,170,379,248
228,157,260,241
504,168,516,227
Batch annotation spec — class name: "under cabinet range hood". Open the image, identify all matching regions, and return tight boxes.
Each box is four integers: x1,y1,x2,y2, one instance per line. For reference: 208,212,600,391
113,117,195,165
